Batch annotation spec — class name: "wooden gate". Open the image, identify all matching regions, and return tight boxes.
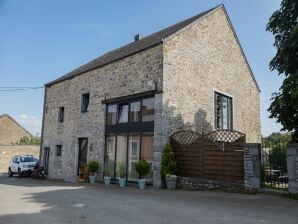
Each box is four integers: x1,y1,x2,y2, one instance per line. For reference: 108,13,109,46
170,130,245,183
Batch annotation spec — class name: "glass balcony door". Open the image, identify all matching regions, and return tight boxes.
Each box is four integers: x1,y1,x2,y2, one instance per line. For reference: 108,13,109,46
127,135,140,181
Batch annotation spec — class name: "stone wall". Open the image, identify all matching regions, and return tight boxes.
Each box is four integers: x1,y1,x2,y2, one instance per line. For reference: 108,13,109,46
244,143,261,190
287,143,298,193
162,7,261,144
42,44,163,182
0,145,39,173
177,177,244,192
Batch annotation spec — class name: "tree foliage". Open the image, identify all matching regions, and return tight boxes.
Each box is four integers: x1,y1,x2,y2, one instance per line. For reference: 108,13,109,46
269,144,287,172
266,0,298,142
263,132,292,143
15,135,41,145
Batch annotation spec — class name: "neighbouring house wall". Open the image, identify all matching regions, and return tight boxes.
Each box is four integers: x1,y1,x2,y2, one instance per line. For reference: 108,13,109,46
42,44,163,182
162,7,261,144
0,115,32,145
0,145,39,173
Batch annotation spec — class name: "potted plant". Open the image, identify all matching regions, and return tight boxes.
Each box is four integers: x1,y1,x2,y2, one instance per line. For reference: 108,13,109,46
135,159,150,190
117,163,126,188
103,163,112,186
88,160,99,184
161,143,177,190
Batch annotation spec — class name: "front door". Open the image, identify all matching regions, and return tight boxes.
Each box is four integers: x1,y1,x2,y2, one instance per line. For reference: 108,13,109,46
78,138,88,175
44,147,50,175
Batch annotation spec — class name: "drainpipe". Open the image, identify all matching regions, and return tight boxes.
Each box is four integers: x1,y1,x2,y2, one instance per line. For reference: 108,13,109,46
39,86,47,164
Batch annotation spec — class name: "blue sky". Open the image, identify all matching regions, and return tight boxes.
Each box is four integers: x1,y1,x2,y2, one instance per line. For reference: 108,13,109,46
0,0,282,136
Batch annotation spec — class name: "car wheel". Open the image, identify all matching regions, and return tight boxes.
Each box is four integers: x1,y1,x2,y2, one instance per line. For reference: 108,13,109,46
18,168,22,178
8,168,13,177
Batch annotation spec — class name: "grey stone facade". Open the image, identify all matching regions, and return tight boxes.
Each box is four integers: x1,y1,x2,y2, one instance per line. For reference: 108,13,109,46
244,143,261,190
41,6,261,187
287,143,298,193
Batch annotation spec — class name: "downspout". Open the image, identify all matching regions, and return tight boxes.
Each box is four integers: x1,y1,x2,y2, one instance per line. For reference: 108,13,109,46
39,86,47,163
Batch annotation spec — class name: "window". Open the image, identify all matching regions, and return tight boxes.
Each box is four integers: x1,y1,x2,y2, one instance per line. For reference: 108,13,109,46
214,92,233,130
118,103,128,123
128,135,140,181
58,107,64,123
104,134,153,182
105,136,116,177
115,135,127,179
56,145,62,156
81,93,90,113
129,101,141,122
142,97,155,121
107,104,117,125
20,156,35,162
131,141,139,157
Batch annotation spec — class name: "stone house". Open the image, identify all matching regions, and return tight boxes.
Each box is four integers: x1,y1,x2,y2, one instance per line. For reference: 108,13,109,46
41,5,261,187
0,114,32,145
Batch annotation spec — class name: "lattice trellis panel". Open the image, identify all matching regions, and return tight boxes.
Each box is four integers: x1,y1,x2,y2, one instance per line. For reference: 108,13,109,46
205,130,245,143
170,131,201,146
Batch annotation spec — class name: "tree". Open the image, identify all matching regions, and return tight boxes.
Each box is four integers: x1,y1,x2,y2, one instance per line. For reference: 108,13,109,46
266,0,298,142
263,132,292,143
15,135,41,145
161,143,177,177
269,144,287,172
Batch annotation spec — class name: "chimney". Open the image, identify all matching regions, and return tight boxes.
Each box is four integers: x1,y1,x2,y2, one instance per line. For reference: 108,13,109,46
134,34,143,42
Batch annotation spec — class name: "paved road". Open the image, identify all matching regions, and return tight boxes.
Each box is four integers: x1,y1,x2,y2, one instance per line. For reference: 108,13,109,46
0,174,297,224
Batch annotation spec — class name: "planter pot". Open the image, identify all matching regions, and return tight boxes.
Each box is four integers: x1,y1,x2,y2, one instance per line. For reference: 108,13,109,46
165,176,177,190
137,179,147,190
118,178,126,188
89,176,96,184
104,176,111,186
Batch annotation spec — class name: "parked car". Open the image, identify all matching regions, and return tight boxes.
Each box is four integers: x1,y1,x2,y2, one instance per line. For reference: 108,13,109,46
8,155,37,177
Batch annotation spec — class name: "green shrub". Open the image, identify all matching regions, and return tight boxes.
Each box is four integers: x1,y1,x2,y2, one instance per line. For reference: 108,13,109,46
135,160,150,178
104,162,113,177
88,161,99,173
161,143,177,177
117,163,126,179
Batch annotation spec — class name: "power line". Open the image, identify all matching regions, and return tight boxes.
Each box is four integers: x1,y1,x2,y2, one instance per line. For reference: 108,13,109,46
0,86,43,88
0,86,44,91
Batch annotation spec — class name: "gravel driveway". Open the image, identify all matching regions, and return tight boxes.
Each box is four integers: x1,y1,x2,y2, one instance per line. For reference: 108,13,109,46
0,173,297,224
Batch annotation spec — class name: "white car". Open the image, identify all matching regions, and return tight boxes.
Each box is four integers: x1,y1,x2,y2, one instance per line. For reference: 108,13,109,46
8,155,37,177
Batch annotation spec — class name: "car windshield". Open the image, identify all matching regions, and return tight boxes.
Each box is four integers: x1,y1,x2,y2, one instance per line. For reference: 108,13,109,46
20,156,35,162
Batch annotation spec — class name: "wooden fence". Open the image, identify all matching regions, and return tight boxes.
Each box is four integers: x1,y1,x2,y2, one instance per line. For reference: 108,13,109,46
170,130,245,183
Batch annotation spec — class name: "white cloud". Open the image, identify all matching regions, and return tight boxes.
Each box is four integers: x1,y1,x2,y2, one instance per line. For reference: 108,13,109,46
20,114,29,119
14,114,42,136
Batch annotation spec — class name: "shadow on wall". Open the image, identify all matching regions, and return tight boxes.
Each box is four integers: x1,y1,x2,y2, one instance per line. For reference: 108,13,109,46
163,100,212,138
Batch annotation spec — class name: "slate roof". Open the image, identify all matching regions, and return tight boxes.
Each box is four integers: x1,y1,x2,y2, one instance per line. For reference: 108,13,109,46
45,5,219,87
45,4,260,92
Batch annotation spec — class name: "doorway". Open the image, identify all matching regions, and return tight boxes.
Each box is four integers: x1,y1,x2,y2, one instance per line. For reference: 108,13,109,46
78,138,88,175
44,147,50,175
